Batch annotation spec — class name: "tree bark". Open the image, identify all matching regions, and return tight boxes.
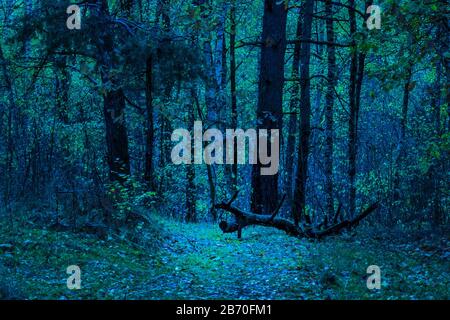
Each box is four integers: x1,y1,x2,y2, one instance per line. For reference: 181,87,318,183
97,1,130,183
285,8,302,204
347,0,358,219
144,55,155,190
229,0,238,191
186,93,197,223
324,0,336,218
292,0,314,224
251,0,288,214
348,0,372,218
393,67,412,205
155,0,174,193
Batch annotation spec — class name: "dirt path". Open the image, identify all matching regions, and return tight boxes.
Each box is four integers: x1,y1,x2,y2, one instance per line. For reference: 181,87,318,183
142,220,449,300
1,217,448,299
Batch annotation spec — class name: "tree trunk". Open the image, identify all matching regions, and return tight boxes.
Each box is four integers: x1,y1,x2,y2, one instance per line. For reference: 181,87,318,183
186,95,197,223
292,0,314,224
155,0,174,193
285,8,302,204
347,0,358,219
229,0,238,191
97,0,131,183
393,67,412,205
144,55,155,190
103,88,130,183
251,0,288,214
324,0,336,219
348,0,372,218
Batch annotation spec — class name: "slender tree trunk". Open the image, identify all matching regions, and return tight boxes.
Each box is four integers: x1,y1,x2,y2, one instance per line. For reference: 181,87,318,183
251,0,288,214
155,0,174,193
285,9,302,204
292,0,314,224
431,44,443,227
49,57,70,180
186,93,197,223
144,55,155,189
324,0,336,219
347,0,358,219
347,0,372,218
229,0,238,191
24,0,32,56
393,67,412,205
194,0,225,221
56,57,70,124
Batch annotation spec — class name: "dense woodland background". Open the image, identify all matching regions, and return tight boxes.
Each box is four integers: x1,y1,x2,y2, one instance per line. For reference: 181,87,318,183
0,0,448,300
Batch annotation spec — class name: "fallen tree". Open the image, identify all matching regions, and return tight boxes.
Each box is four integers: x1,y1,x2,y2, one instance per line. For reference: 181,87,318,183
215,192,379,239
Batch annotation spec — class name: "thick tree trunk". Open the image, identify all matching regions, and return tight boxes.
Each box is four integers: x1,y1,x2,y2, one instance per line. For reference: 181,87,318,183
97,0,130,183
251,0,288,214
103,88,130,183
292,0,314,224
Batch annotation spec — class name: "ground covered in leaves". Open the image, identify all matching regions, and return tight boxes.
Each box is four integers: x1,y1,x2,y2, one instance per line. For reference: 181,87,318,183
0,215,449,300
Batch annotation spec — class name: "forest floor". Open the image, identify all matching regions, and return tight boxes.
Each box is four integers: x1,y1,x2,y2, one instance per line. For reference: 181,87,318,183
0,213,449,300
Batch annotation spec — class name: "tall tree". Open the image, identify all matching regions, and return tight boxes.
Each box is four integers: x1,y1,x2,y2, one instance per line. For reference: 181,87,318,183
324,0,336,219
285,8,302,204
96,1,131,183
292,0,314,224
347,0,372,218
347,0,358,219
229,0,238,191
144,54,155,189
251,0,288,214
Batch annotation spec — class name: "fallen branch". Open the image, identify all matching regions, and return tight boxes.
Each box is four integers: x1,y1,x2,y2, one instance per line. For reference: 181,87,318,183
215,193,379,239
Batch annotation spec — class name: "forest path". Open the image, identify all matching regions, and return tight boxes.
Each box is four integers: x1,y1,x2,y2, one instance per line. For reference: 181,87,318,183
1,216,448,299
141,219,450,300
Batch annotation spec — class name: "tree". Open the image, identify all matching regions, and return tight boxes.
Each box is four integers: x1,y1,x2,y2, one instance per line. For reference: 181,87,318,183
292,0,314,224
229,0,238,191
251,0,288,214
324,0,337,219
285,7,302,205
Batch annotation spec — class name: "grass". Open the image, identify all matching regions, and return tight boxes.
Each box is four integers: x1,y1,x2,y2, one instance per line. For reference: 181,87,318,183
0,214,448,300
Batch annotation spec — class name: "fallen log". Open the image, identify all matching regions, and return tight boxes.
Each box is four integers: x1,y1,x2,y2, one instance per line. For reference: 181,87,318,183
214,192,379,239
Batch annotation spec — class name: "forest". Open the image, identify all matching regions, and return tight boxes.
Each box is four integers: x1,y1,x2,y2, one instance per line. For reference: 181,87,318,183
0,0,448,300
